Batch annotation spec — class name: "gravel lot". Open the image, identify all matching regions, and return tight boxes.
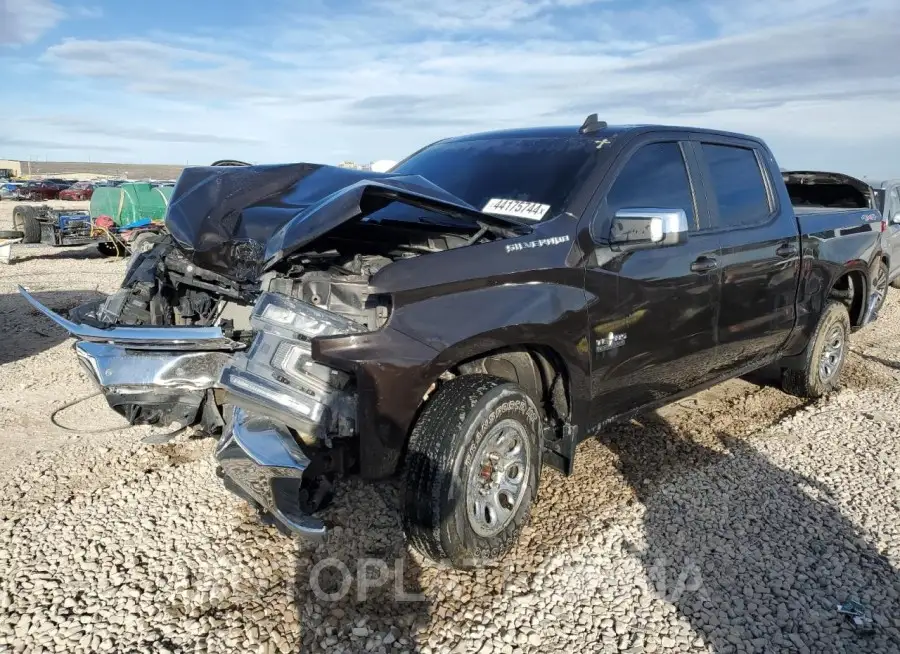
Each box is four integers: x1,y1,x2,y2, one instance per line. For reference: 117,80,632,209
1,199,898,653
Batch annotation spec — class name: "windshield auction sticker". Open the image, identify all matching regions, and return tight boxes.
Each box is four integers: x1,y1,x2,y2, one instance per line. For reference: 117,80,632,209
482,198,550,221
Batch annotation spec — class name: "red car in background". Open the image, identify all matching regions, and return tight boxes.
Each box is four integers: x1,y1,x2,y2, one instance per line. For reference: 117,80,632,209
15,180,69,201
59,182,96,200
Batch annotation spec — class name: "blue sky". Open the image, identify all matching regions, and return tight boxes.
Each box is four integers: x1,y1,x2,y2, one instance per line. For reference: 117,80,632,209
1,0,898,177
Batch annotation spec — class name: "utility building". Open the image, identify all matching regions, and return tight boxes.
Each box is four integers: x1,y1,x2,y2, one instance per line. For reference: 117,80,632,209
0,160,22,178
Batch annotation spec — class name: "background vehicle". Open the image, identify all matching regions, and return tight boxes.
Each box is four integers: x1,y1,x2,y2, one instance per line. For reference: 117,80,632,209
15,180,69,200
12,205,94,246
59,181,96,201
23,119,888,568
0,182,22,200
867,179,900,287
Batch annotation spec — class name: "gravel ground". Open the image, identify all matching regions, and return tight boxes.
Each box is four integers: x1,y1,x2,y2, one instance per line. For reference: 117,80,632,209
1,198,898,653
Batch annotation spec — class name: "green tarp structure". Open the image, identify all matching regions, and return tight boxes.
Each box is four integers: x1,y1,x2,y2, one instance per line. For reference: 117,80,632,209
89,183,173,228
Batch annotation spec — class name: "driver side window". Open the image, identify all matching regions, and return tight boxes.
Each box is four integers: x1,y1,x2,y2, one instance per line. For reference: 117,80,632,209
606,142,697,229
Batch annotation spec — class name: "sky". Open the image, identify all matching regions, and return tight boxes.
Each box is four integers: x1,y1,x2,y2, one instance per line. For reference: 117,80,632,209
0,0,898,177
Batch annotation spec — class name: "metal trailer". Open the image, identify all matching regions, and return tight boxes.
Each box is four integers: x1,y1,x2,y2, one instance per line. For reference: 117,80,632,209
10,204,160,256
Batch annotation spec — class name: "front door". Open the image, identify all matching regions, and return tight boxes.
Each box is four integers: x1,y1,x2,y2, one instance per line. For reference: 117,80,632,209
585,139,721,422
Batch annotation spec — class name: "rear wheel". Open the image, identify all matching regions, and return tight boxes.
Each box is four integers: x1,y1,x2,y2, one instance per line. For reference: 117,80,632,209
402,374,542,568
781,301,850,398
12,206,41,243
869,259,888,318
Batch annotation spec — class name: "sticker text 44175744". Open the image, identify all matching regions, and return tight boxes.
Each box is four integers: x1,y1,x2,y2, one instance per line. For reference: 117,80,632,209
482,198,551,222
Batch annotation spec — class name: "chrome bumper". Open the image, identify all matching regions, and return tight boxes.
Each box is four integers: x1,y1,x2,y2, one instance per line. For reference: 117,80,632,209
18,285,242,351
75,342,232,425
19,285,242,426
215,407,327,540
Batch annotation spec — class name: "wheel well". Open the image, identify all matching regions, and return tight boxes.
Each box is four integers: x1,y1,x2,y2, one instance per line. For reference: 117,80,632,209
829,270,867,326
453,346,570,425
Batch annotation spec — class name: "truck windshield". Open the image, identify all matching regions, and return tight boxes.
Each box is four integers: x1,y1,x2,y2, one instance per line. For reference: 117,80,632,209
391,137,598,221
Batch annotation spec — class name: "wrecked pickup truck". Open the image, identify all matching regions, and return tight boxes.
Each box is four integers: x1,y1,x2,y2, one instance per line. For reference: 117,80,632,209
23,117,889,568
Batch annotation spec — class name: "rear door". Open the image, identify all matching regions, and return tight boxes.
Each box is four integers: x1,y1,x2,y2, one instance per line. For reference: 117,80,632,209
695,140,800,373
585,138,722,420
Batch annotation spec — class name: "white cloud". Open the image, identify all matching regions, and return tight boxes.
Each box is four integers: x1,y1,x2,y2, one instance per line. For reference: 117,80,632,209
73,5,103,19
0,0,64,46
5,0,900,176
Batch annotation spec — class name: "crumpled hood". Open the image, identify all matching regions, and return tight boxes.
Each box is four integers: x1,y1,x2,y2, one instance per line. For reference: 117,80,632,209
165,163,528,282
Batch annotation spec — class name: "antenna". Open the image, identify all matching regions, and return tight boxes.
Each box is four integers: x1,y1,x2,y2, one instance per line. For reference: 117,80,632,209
579,113,607,134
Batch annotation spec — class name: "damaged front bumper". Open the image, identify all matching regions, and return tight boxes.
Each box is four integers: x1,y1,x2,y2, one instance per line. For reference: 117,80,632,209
75,342,232,425
215,407,327,540
19,285,242,426
214,292,363,538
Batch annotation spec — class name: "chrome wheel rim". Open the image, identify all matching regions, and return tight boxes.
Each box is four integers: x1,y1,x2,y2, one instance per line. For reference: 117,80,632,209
818,324,845,382
466,419,531,537
872,264,888,314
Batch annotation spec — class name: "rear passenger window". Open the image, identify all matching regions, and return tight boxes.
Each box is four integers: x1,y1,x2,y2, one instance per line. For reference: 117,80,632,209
702,144,771,228
607,142,696,229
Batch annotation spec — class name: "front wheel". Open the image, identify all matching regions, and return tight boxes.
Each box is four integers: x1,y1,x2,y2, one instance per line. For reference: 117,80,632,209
402,374,542,569
782,301,850,398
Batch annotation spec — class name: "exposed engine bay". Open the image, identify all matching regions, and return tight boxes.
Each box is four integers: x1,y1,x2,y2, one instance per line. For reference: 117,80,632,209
21,161,530,540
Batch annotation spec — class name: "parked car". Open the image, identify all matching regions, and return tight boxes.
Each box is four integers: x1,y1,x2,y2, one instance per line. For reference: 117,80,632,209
22,118,889,568
867,179,900,287
0,182,21,200
15,180,68,200
59,181,96,201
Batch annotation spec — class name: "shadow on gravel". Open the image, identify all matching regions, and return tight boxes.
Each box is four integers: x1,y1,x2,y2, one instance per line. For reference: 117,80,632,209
851,350,900,372
13,245,113,264
601,415,900,653
0,290,106,365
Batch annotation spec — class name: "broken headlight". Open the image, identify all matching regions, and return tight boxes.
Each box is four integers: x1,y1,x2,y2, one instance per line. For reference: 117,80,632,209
253,292,365,339
218,292,360,443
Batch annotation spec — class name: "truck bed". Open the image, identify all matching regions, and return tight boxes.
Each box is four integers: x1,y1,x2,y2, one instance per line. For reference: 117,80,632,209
794,206,881,237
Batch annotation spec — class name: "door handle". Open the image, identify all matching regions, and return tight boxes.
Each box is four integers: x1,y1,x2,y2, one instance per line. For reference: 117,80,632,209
776,243,798,258
690,256,718,273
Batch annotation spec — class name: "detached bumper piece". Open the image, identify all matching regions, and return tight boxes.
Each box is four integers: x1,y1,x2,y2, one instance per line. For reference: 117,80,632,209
215,407,327,540
75,342,231,425
18,285,242,351
18,285,242,427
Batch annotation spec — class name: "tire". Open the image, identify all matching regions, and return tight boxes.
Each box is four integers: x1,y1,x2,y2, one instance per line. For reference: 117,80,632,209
402,374,543,568
12,206,41,243
869,259,888,318
782,301,850,398
0,230,24,239
97,241,121,257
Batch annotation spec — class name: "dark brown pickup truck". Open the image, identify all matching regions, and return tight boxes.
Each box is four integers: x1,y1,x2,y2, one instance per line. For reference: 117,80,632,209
22,117,888,568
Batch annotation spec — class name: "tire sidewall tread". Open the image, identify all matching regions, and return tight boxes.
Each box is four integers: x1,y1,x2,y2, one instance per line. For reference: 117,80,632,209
402,374,542,569
783,300,850,398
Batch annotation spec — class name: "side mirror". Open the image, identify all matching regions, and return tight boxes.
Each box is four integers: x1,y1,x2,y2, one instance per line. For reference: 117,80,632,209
609,208,689,249
892,211,900,224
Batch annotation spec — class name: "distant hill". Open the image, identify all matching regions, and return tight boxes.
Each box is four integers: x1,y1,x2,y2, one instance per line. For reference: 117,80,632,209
17,161,185,180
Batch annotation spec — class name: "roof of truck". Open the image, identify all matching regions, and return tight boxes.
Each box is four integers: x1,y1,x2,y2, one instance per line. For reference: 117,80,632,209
443,123,766,144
